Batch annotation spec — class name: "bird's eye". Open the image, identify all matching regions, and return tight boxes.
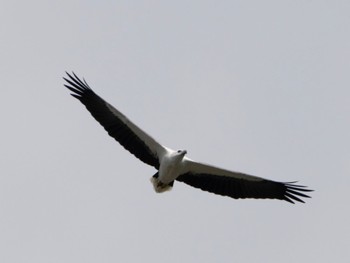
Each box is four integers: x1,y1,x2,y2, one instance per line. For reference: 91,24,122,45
177,150,181,153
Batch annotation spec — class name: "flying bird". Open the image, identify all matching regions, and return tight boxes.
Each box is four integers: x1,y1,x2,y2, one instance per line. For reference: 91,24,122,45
63,72,312,203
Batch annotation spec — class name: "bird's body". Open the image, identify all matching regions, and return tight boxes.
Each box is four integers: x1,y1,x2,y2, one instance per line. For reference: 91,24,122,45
159,151,186,184
153,149,194,192
63,72,312,203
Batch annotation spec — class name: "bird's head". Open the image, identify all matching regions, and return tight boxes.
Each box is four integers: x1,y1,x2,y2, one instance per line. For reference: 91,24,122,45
176,149,187,157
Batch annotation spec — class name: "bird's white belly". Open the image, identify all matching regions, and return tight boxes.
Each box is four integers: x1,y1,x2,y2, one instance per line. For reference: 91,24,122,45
158,154,185,184
159,163,181,184
150,152,187,193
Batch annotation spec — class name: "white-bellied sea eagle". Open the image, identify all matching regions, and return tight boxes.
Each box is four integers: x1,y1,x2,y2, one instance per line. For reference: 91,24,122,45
63,72,312,203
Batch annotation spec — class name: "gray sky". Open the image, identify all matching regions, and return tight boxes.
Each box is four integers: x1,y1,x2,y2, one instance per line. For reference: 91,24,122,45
1,1,349,262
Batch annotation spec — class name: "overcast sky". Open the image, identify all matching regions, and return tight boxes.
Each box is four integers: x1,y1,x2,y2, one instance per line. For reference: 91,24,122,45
1,1,349,262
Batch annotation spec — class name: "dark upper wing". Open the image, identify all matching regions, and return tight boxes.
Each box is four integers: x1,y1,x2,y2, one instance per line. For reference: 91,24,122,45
63,72,168,169
177,159,312,203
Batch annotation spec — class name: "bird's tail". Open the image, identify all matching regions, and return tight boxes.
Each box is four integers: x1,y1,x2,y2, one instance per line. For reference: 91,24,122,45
150,173,173,193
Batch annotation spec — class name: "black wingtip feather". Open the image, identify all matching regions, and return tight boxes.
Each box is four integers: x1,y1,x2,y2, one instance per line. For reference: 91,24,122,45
63,72,93,100
283,182,313,203
71,94,82,100
66,73,87,88
283,196,295,204
285,192,305,203
83,78,91,88
286,189,311,198
71,72,91,89
63,84,83,95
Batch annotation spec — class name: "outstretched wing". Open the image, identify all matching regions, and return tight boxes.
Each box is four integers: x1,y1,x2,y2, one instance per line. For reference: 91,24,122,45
63,72,168,169
177,159,312,203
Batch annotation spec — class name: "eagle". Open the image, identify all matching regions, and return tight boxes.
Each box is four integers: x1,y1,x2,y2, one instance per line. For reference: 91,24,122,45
63,72,312,203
